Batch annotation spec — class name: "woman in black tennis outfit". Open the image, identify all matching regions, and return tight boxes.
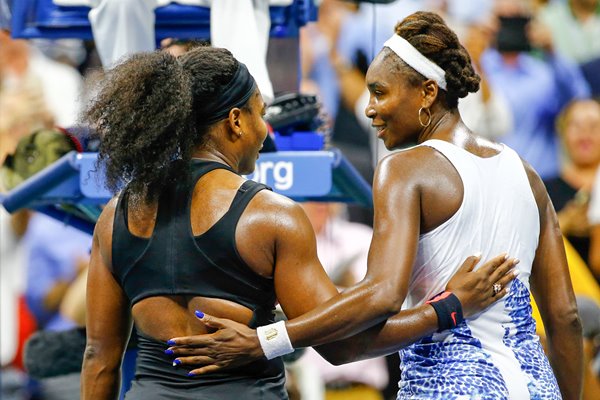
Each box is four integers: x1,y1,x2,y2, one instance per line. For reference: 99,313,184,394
80,46,516,399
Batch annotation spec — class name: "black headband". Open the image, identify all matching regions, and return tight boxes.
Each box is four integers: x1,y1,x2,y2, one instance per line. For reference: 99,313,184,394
200,62,257,125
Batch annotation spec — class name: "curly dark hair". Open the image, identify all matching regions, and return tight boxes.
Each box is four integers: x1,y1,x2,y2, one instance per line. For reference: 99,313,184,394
83,47,241,203
387,11,480,108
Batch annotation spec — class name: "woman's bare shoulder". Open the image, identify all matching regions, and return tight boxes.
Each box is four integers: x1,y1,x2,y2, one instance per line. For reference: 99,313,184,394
244,186,308,230
374,145,448,188
94,195,120,246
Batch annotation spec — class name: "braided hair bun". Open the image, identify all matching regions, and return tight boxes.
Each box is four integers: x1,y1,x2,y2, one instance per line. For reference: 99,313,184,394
394,12,480,108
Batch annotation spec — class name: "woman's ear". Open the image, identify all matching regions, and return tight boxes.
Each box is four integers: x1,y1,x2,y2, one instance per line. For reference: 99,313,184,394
421,80,439,109
227,107,244,140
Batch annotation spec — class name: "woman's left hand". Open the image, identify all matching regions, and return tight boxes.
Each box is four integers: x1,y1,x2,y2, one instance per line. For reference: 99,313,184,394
166,312,264,376
446,253,519,317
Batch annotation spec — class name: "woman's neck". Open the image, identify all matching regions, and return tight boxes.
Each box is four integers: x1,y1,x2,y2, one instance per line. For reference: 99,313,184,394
417,111,504,157
562,163,598,191
416,109,460,144
191,147,239,173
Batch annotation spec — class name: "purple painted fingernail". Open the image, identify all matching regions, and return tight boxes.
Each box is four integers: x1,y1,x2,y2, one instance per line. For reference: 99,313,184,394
165,349,174,355
195,310,204,319
173,359,181,367
167,339,176,346
187,372,195,377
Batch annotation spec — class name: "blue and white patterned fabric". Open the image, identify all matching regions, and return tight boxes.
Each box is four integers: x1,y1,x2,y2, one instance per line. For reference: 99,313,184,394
397,140,561,399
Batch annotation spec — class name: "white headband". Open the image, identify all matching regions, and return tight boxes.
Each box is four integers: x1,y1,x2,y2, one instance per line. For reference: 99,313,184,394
383,34,447,91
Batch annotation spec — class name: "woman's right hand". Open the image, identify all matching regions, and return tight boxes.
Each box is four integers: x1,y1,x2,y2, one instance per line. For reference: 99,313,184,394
446,253,519,317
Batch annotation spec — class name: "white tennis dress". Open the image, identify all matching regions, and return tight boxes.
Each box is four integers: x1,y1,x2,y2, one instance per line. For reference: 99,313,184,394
397,139,560,400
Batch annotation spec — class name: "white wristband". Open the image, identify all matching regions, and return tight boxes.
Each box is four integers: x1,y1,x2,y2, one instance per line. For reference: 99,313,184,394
256,320,294,360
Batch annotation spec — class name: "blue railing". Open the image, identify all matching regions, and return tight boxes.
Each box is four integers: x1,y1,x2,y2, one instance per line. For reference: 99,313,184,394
11,0,318,40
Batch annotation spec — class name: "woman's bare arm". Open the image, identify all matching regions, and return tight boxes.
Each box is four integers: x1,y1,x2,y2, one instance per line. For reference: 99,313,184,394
276,153,427,346
314,254,516,364
525,162,583,400
81,202,132,400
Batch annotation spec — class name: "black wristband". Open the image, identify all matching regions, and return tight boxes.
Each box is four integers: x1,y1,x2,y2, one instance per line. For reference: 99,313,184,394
425,291,464,332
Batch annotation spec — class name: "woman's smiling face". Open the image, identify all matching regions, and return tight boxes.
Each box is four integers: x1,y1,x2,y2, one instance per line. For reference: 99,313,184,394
365,50,424,150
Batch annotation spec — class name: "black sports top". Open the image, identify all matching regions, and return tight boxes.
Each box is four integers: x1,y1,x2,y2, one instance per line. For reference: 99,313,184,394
111,160,277,327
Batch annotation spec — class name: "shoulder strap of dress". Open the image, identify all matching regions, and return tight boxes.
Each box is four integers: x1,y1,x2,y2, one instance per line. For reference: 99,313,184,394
224,180,272,223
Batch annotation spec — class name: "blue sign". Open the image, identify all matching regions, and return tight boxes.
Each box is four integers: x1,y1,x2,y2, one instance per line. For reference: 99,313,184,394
75,151,336,199
245,151,334,197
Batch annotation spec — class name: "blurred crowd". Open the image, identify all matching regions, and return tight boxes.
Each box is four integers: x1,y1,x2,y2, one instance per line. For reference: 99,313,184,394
1,0,600,399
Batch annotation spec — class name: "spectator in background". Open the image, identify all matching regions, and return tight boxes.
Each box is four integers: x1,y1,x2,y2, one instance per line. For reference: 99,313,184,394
292,202,388,400
0,208,34,400
23,215,91,332
1,163,35,399
30,38,88,70
455,18,513,141
538,0,600,96
538,0,600,64
22,214,92,399
545,99,600,267
0,81,54,169
0,50,56,399
439,0,495,23
0,30,82,128
299,0,358,121
480,0,590,179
